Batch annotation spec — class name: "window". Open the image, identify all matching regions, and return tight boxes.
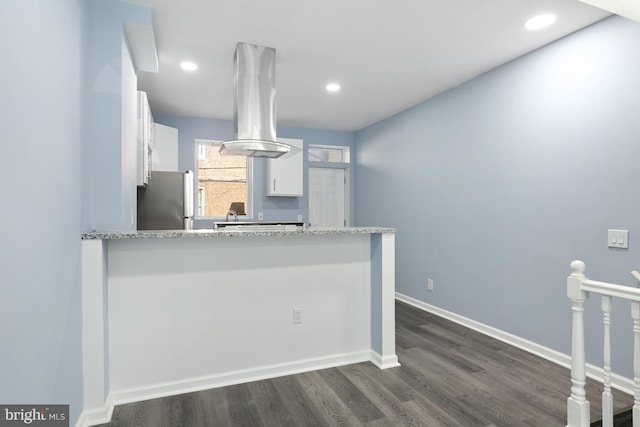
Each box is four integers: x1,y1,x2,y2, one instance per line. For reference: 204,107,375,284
308,145,350,163
195,140,252,218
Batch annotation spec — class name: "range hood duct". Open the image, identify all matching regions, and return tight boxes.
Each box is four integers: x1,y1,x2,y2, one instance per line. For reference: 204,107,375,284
219,43,296,158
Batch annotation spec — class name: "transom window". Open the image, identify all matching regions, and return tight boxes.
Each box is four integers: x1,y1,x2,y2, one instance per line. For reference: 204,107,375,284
308,144,350,163
195,140,252,218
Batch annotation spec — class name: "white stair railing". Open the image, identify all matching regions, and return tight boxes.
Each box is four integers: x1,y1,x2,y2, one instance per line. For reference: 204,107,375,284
567,260,640,427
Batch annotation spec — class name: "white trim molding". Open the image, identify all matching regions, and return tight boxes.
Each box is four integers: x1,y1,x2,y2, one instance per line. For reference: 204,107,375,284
395,292,634,395
75,394,114,427
370,350,401,370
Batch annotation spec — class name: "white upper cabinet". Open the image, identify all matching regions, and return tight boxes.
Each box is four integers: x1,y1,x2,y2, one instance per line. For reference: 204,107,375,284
136,91,153,186
267,138,304,197
152,123,179,171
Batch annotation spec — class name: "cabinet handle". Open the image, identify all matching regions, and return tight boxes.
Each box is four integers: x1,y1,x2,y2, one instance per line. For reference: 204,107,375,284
273,179,276,192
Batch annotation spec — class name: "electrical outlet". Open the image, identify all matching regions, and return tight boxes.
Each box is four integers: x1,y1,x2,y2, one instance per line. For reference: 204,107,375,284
258,212,264,220
427,279,434,291
293,308,303,324
297,214,303,222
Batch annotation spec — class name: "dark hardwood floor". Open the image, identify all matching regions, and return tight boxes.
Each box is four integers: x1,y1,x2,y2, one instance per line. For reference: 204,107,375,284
96,301,633,426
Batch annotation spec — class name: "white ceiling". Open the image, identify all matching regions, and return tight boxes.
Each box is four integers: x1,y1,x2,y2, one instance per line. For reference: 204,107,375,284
123,0,610,132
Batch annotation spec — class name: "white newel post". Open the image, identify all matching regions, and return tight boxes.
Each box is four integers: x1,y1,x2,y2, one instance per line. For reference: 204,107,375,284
602,295,613,427
632,301,640,427
567,260,590,427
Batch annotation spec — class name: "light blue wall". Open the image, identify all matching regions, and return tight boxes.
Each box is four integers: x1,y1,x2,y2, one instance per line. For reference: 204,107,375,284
85,0,152,231
154,114,356,228
0,0,87,424
355,15,640,378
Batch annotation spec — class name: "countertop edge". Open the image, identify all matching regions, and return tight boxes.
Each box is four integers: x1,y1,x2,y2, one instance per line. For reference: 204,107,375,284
81,227,396,240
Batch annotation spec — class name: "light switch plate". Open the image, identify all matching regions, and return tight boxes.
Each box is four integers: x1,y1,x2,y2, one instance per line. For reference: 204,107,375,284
608,229,629,248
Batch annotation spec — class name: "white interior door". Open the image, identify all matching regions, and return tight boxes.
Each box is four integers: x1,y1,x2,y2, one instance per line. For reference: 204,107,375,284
309,167,346,227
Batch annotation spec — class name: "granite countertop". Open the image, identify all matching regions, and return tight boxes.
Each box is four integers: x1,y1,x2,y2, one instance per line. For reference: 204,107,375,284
81,227,395,240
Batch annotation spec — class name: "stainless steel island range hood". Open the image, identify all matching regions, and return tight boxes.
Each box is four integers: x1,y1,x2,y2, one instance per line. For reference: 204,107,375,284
219,43,297,158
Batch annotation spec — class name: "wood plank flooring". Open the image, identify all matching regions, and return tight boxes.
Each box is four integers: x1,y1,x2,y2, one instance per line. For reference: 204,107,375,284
96,301,633,426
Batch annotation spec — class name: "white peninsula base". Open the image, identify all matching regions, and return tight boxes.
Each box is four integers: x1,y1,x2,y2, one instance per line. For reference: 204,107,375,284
79,228,398,426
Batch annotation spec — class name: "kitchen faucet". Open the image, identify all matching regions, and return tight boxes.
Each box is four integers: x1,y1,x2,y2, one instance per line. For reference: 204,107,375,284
226,210,238,222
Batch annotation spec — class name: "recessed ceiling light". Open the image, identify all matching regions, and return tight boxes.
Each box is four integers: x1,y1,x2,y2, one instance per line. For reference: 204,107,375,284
180,61,198,71
326,83,341,92
524,13,557,31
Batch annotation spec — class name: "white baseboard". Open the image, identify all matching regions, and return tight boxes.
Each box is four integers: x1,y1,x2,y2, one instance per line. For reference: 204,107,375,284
76,394,114,427
395,292,634,396
80,351,371,426
370,350,401,369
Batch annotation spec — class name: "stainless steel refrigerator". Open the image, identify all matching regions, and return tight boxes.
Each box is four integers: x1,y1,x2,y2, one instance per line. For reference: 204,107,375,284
137,171,194,230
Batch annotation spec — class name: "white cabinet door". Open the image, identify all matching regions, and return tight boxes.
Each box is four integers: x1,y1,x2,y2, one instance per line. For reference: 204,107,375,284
267,138,303,196
136,91,153,186
153,123,179,171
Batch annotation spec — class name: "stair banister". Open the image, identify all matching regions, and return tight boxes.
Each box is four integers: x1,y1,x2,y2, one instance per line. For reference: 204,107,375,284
567,260,640,427
602,294,613,427
632,301,640,426
567,260,590,427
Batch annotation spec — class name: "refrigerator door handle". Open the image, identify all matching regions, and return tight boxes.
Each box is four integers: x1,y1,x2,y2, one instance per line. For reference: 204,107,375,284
183,170,194,218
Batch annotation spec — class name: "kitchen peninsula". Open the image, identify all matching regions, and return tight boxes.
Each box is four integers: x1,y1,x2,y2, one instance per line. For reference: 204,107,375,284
80,227,398,424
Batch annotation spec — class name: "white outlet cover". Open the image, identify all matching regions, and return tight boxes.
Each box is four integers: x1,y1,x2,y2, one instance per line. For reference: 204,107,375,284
293,308,302,324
